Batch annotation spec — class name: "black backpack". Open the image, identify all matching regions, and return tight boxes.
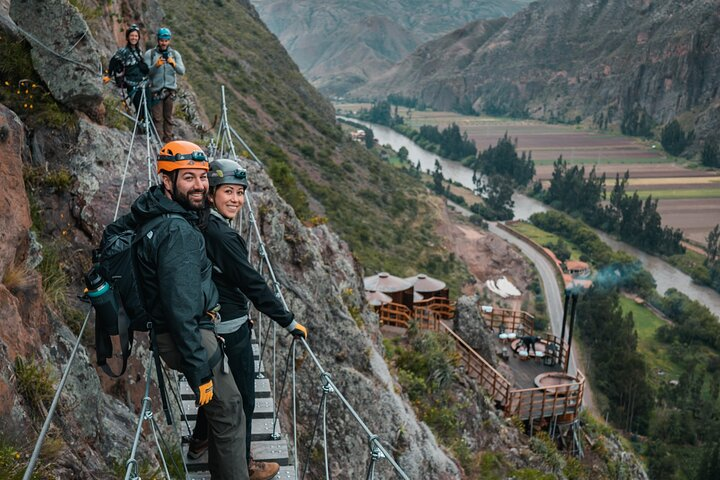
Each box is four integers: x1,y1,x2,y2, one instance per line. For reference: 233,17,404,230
108,53,126,88
85,214,181,377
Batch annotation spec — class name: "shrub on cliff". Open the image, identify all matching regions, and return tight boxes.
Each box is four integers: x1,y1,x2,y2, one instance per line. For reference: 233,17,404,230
661,119,693,156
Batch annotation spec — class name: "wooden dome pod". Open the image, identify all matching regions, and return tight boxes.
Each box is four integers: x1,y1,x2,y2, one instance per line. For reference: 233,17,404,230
363,272,414,310
405,273,449,299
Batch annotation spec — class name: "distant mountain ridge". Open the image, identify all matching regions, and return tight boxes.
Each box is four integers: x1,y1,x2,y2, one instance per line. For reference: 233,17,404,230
355,0,720,150
251,0,532,95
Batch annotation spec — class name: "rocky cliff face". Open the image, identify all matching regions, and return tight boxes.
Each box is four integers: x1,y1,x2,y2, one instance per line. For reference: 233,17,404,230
357,0,720,149
251,0,532,96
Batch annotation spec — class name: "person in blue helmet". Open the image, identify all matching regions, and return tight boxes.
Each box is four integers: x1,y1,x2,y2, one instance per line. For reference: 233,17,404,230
188,158,308,480
144,27,185,142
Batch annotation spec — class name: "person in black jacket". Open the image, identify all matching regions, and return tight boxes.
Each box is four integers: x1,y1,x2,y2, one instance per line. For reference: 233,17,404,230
107,24,149,119
114,142,248,480
188,158,307,480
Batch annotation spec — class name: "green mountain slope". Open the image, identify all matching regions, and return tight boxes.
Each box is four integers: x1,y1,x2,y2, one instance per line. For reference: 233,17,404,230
162,0,469,290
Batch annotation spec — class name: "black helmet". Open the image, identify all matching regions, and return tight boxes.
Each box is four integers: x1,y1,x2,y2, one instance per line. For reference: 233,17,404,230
208,159,248,189
126,24,141,41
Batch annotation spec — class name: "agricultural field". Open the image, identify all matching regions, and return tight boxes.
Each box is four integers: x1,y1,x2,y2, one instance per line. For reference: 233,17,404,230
507,221,584,261
335,103,720,246
618,297,682,386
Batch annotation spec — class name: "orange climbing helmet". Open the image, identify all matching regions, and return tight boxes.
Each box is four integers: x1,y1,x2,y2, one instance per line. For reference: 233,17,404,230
156,141,209,173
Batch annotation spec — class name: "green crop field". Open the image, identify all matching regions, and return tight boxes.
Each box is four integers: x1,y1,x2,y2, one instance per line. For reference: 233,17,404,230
618,297,682,384
508,222,584,261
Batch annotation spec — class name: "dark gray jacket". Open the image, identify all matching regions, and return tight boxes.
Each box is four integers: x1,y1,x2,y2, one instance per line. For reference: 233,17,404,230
109,44,148,87
112,186,218,390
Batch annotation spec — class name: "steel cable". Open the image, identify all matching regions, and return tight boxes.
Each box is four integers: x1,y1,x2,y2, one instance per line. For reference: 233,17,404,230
292,340,299,480
23,309,91,480
14,23,100,74
124,355,155,480
149,413,180,479
300,374,332,480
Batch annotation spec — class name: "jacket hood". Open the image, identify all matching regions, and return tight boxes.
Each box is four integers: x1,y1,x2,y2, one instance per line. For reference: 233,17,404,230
131,185,199,223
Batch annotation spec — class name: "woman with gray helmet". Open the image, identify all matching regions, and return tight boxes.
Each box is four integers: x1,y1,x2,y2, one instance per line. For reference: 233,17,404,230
189,158,308,480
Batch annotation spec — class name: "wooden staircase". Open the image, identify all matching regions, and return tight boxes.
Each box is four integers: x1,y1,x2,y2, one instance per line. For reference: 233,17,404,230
181,334,296,479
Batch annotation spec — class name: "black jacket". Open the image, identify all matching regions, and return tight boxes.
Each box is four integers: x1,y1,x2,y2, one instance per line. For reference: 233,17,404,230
203,210,293,328
109,44,149,87
111,186,219,390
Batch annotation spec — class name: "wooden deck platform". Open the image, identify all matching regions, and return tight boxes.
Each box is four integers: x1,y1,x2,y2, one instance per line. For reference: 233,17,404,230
379,304,585,423
501,345,564,389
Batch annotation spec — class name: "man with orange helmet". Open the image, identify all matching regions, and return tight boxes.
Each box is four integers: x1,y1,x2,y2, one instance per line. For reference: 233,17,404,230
111,140,248,479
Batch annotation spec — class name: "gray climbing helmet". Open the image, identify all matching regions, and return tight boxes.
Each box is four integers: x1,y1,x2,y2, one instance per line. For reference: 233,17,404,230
208,158,249,189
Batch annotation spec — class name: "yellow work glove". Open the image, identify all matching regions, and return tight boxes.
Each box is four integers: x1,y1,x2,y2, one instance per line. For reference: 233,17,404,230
167,56,176,68
154,57,165,68
197,379,214,406
102,76,111,84
288,322,307,339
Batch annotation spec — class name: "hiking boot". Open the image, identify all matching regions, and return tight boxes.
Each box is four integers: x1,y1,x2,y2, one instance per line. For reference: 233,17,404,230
248,459,280,480
187,436,208,460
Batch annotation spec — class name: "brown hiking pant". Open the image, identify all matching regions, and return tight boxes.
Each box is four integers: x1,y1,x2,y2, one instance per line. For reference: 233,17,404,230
151,89,175,143
156,329,248,480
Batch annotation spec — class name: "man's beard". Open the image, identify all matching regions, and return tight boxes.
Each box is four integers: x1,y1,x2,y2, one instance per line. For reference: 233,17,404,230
175,188,207,211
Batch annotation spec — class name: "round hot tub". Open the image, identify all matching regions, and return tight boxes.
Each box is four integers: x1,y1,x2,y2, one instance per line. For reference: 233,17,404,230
534,372,578,391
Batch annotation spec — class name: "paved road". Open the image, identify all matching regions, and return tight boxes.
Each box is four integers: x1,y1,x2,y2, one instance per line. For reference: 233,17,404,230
446,204,570,367
488,222,575,375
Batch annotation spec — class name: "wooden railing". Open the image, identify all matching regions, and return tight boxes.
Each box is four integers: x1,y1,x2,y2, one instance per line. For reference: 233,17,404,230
506,371,585,421
415,297,455,319
439,322,512,405
377,302,412,328
379,297,455,330
378,301,585,422
482,307,535,335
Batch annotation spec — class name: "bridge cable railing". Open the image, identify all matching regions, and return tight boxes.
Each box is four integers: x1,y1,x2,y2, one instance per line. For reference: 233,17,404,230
123,354,189,480
22,310,91,480
208,85,410,479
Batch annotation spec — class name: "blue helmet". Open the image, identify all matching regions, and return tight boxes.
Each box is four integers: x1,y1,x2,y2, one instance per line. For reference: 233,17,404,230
157,27,172,40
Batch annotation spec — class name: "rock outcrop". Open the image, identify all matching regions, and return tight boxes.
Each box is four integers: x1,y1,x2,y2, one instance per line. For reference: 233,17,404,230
453,294,497,365
0,101,164,476
10,0,104,121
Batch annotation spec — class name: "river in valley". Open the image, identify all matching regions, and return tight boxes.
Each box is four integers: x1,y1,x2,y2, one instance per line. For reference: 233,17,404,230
341,117,720,317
